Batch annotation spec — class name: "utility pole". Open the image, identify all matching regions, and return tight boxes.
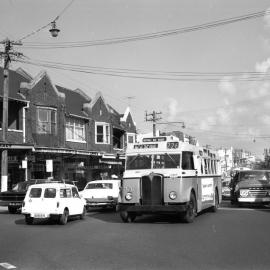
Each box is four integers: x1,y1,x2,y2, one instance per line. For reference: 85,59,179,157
0,38,22,191
145,111,162,137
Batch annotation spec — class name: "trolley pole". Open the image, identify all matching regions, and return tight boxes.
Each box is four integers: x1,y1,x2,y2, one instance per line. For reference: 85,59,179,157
145,111,162,137
0,38,22,191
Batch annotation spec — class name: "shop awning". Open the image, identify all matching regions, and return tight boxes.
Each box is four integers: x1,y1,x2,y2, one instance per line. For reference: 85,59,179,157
34,147,102,156
0,143,34,150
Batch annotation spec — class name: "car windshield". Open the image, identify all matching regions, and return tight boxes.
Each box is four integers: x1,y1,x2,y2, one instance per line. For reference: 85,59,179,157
239,171,270,182
12,182,29,191
86,183,113,189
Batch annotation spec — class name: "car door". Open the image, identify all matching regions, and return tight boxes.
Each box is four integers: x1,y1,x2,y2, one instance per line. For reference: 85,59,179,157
43,187,58,214
71,187,84,215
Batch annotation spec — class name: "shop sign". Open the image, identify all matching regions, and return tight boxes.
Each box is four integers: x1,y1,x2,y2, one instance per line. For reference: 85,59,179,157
22,160,27,169
46,159,53,172
0,143,12,148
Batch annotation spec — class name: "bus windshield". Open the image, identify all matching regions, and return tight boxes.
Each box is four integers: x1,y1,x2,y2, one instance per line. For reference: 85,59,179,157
126,154,180,170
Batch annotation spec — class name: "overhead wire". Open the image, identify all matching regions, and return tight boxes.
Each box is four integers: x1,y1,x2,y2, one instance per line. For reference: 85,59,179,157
20,9,270,49
16,57,270,82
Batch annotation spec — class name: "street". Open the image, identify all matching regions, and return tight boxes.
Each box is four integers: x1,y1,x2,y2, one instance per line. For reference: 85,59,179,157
0,202,270,270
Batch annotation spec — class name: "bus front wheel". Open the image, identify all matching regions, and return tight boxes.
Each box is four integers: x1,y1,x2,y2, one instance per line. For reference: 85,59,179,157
120,211,136,223
182,192,197,223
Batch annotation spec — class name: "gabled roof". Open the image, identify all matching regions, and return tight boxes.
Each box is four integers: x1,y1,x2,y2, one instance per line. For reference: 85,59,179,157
89,91,110,112
15,68,33,81
56,85,91,119
121,107,136,126
107,104,120,116
20,70,65,99
0,67,30,102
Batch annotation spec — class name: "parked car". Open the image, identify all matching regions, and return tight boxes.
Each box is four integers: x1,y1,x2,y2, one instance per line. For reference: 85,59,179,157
222,178,231,199
79,179,121,210
0,179,48,213
21,182,86,225
230,170,270,206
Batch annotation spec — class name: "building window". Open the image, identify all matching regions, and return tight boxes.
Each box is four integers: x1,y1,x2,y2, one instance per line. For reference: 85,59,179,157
66,117,86,142
37,107,56,134
95,122,110,144
127,133,136,144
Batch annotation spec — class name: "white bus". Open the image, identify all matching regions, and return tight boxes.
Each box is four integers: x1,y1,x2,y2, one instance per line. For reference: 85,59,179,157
118,135,222,223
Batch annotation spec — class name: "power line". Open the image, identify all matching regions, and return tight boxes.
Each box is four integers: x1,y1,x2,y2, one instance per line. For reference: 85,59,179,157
20,9,270,49
16,58,270,82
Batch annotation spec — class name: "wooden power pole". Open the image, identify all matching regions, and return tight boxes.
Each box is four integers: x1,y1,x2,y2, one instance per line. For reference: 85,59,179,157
0,39,22,191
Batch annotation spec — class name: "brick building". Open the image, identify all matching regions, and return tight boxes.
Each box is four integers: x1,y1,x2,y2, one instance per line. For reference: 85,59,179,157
0,67,136,190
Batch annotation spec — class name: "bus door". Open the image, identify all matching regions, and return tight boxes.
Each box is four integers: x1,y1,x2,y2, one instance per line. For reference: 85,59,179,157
196,156,214,211
141,173,163,205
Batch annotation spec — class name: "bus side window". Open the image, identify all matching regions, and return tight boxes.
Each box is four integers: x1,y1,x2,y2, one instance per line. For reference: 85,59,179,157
204,159,208,174
182,151,195,170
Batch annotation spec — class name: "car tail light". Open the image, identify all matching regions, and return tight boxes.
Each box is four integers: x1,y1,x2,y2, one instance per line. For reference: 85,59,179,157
107,196,113,200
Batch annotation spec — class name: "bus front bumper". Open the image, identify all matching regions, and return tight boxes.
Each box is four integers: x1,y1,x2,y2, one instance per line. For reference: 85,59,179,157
118,203,188,213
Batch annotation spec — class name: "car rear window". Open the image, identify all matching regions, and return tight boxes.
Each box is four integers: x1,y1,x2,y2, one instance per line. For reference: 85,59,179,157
60,189,72,198
29,188,42,198
86,183,113,189
44,188,56,198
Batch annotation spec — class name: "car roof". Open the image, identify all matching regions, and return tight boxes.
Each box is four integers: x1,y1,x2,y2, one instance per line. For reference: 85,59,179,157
28,183,76,188
87,180,120,184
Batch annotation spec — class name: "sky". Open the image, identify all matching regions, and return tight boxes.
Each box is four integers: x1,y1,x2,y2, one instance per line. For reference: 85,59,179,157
1,0,270,158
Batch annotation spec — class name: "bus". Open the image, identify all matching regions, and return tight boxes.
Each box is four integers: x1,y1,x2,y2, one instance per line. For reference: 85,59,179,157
118,135,222,223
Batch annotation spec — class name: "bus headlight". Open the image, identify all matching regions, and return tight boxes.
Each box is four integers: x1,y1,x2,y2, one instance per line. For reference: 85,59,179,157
125,192,133,201
169,191,177,200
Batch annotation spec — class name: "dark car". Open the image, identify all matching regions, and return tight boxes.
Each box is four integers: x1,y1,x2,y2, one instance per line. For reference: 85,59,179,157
0,179,70,213
0,181,35,213
230,170,270,206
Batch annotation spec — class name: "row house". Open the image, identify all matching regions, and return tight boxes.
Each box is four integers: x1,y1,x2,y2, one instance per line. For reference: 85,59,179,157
0,67,136,190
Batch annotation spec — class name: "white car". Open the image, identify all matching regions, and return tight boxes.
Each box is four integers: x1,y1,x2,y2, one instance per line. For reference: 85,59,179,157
79,180,121,210
22,183,86,225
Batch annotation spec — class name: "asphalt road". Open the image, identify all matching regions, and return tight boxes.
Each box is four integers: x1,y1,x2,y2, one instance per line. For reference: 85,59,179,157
0,202,270,270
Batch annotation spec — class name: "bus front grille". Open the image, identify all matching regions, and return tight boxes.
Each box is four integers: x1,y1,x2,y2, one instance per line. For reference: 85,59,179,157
141,174,163,205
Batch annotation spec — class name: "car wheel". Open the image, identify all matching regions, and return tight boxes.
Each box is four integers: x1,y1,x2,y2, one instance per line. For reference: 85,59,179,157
120,211,136,223
182,192,197,223
210,189,219,212
8,206,17,214
80,206,86,220
25,215,34,225
59,209,69,225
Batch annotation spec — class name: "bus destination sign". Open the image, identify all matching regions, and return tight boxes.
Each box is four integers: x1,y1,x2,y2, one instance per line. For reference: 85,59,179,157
134,144,158,149
167,142,179,149
142,137,167,142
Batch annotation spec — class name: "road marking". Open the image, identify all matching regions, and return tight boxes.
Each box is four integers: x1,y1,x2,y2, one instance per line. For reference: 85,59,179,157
220,207,270,211
0,263,16,269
